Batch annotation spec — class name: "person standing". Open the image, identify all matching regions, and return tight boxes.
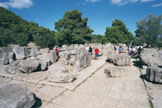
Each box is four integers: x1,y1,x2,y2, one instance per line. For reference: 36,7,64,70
55,47,59,59
94,47,99,60
118,46,123,54
88,45,93,55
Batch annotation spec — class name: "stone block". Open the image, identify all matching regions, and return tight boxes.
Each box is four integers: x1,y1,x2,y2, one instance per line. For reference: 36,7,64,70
0,83,35,108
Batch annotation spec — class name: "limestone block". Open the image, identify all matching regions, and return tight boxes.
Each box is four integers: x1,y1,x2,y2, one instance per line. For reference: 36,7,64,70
146,65,162,83
17,58,40,73
74,47,91,72
104,67,128,77
48,64,76,83
140,48,162,66
0,83,35,108
114,53,131,66
13,47,28,59
0,52,9,65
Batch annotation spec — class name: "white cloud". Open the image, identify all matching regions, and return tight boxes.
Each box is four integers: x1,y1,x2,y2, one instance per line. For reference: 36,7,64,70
85,0,102,3
111,0,156,5
141,0,154,2
111,0,139,5
111,0,122,4
152,2,162,7
0,0,33,9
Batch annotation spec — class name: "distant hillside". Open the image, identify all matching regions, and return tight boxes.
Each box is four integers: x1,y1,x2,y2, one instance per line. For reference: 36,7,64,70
0,7,55,48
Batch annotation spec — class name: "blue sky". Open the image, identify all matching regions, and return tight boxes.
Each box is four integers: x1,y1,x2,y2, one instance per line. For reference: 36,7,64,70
0,0,162,35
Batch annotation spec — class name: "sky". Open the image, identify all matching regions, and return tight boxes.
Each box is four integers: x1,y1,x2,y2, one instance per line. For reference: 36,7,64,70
0,0,162,35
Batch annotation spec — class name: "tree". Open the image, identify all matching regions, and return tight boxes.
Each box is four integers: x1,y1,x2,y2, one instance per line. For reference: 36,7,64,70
105,19,134,44
33,27,55,49
0,7,55,48
135,14,162,47
91,34,108,43
55,9,93,46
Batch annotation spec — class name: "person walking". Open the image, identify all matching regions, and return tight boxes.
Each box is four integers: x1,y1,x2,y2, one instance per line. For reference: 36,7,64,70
94,47,99,60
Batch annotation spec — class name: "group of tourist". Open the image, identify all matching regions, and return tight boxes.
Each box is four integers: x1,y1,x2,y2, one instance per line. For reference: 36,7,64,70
88,45,99,60
54,45,100,60
54,44,147,61
127,46,143,57
114,45,144,57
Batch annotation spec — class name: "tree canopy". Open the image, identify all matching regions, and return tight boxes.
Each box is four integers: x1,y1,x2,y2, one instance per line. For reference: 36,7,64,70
0,7,55,48
55,9,93,46
105,19,134,44
134,14,162,47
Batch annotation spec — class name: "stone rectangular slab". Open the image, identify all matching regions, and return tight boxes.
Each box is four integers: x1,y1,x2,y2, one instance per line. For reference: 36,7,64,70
0,77,11,85
39,56,106,90
12,71,48,83
9,80,43,93
35,85,65,102
144,80,162,108
0,73,17,79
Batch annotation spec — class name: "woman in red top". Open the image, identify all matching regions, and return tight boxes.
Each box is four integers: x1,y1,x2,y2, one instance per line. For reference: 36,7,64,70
94,47,99,60
55,47,59,58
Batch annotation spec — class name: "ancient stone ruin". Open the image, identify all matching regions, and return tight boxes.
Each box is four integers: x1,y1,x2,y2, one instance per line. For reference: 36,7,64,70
0,46,57,75
0,43,161,108
140,48,162,83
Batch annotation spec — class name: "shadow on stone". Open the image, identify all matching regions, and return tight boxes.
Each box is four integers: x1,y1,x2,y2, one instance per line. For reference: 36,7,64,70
133,60,142,68
140,74,162,85
31,93,42,108
105,59,110,62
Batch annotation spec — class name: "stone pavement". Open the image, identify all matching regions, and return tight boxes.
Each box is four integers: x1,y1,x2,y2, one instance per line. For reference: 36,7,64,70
0,56,155,108
140,65,162,108
0,56,106,108
47,59,150,108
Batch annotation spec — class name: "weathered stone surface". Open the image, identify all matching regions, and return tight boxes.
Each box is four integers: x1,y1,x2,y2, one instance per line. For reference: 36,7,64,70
28,46,39,57
12,72,48,83
144,80,162,108
64,51,71,65
49,50,57,63
51,60,150,108
39,61,48,71
0,47,14,65
0,77,11,85
0,47,13,53
60,45,68,51
17,58,40,73
107,51,131,66
10,60,21,67
35,85,65,101
0,52,9,65
0,83,35,108
104,67,128,77
0,65,19,74
38,48,50,55
74,47,91,72
107,50,117,63
159,50,162,58
146,65,162,83
48,64,76,83
140,48,162,66
69,56,75,65
13,47,28,59
8,52,16,64
114,53,131,66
